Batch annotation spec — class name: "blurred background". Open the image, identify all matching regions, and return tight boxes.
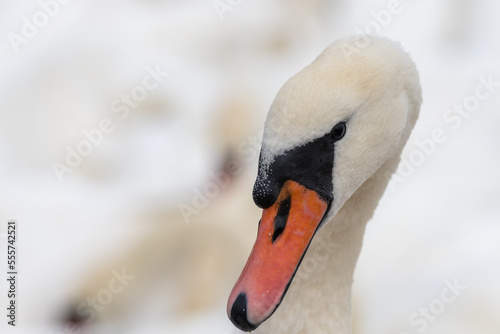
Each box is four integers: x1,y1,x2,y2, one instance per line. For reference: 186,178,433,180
0,0,499,333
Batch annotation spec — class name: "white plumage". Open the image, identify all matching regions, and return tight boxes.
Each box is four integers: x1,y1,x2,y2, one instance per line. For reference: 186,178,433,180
237,36,422,334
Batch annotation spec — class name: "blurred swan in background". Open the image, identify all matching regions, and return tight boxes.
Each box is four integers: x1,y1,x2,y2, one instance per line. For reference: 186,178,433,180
60,94,262,329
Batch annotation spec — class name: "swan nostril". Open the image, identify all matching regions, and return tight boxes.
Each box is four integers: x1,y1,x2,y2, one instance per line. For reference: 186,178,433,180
230,293,257,332
272,195,291,242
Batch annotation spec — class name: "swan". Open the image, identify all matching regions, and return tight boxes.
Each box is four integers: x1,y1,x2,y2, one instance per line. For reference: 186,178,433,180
227,36,422,334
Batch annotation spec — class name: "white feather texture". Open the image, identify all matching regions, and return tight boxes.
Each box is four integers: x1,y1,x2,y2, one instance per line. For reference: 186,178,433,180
255,36,422,334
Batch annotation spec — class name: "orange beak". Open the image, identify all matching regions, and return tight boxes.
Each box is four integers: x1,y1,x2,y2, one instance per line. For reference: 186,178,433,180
227,180,329,331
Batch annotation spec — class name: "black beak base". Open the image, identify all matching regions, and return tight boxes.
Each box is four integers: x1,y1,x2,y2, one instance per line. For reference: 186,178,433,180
253,128,337,210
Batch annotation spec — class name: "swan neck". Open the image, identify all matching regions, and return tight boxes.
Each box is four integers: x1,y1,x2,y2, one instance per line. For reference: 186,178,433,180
256,155,400,334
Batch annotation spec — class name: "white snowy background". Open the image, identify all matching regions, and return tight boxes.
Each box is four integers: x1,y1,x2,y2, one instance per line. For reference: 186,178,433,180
0,0,499,333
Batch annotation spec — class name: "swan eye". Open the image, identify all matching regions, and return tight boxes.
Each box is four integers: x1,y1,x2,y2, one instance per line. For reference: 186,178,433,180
331,122,346,140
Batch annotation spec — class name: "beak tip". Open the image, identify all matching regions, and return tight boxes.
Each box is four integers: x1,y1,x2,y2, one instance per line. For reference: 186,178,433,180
229,292,259,332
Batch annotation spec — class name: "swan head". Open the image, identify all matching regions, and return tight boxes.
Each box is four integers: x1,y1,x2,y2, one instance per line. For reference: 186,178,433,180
227,36,422,331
